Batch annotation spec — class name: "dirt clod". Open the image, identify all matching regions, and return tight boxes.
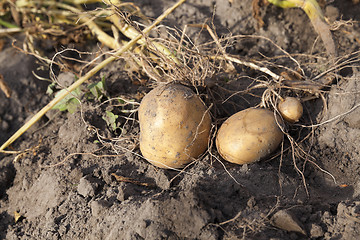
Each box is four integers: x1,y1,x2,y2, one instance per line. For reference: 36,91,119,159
77,175,101,198
310,223,324,238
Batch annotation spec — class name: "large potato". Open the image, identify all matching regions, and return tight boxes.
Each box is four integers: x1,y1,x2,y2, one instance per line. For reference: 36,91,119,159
216,108,283,165
138,84,211,169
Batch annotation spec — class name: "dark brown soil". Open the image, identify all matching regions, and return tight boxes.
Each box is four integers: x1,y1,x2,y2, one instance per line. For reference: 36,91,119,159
1,0,360,239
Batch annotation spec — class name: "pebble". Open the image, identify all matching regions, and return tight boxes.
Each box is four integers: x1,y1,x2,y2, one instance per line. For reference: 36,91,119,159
1,120,9,131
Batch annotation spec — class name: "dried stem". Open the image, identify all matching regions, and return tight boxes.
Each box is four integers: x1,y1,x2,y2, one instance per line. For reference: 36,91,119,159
0,0,187,152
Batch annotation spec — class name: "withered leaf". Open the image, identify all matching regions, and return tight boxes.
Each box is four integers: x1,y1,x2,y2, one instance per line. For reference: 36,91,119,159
111,173,155,187
0,74,12,98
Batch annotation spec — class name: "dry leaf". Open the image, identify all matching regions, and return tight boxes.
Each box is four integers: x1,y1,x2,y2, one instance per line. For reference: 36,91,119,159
10,0,20,26
111,173,155,187
14,211,22,223
252,0,269,29
0,39,4,52
310,15,337,58
0,74,12,98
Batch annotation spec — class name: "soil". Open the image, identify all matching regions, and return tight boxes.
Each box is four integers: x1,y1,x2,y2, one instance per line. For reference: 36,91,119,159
1,0,360,239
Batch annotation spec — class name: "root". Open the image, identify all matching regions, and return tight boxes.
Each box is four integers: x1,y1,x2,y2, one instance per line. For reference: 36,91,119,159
299,101,360,128
260,80,339,197
215,196,280,239
40,150,118,168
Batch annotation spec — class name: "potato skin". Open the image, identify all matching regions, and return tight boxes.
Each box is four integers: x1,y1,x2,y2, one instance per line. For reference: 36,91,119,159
216,108,283,165
138,84,211,169
278,97,303,123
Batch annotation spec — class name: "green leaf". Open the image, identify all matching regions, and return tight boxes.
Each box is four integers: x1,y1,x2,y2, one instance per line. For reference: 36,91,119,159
46,82,57,95
0,18,19,29
117,98,126,104
52,88,82,113
88,77,107,101
102,110,119,131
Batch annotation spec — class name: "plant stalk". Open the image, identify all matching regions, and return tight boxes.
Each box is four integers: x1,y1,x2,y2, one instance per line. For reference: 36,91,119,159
0,0,186,152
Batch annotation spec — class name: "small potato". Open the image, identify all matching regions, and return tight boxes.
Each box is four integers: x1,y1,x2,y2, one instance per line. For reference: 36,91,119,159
278,97,303,123
138,84,211,169
216,108,283,165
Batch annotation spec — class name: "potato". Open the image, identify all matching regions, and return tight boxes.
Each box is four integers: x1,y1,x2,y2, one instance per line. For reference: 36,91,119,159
216,108,283,165
138,84,211,169
278,97,303,123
